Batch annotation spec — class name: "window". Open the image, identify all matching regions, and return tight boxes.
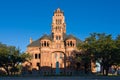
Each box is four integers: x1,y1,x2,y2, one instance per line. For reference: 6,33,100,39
55,53,57,58
59,27,61,32
56,27,57,31
59,36,61,40
70,41,72,46
56,36,59,40
73,43,75,47
68,42,70,46
60,53,63,58
56,19,62,24
47,42,49,47
56,35,61,40
36,62,40,66
66,41,75,47
30,63,32,66
38,54,41,59
35,54,37,59
44,41,46,46
59,20,62,24
42,42,44,47
56,19,59,24
35,53,40,59
42,41,49,47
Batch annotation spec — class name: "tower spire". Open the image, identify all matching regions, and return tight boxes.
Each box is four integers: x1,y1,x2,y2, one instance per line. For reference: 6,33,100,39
52,8,66,41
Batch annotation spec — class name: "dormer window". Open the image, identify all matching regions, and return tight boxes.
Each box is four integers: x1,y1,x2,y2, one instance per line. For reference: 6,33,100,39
41,41,44,47
41,40,50,47
44,41,46,46
47,42,49,47
70,41,72,46
66,40,76,47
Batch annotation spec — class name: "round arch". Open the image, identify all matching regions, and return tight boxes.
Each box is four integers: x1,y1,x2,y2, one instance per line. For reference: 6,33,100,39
50,51,67,74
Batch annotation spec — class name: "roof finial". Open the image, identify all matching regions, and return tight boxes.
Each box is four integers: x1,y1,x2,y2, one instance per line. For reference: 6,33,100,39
57,8,60,11
30,37,33,44
54,8,64,13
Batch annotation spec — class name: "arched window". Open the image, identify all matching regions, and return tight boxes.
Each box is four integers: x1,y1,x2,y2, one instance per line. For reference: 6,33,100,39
60,53,62,58
68,41,70,46
60,19,62,24
73,43,75,47
44,41,46,47
41,41,44,47
66,41,68,46
35,54,37,59
59,27,61,32
56,27,57,31
56,19,58,24
70,41,72,46
58,19,59,24
56,36,58,40
59,36,61,40
55,53,57,58
47,42,49,47
39,53,41,59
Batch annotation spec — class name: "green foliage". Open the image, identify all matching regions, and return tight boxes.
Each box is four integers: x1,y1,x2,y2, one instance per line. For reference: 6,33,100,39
0,42,31,75
77,33,120,76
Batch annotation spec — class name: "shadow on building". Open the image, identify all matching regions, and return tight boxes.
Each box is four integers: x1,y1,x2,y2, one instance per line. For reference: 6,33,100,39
21,50,94,76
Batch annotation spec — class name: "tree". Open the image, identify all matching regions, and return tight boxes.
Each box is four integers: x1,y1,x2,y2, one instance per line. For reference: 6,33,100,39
77,33,120,76
76,33,97,74
114,35,120,69
0,42,31,75
8,46,31,75
0,43,11,75
96,34,116,76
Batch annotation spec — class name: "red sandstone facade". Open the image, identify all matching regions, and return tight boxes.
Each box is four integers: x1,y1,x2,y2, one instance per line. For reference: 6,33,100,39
23,8,95,74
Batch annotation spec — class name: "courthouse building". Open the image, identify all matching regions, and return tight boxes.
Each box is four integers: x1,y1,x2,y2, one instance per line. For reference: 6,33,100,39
23,8,95,75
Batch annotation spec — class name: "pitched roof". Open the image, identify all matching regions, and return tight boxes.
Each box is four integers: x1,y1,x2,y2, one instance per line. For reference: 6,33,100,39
64,34,76,40
27,34,82,47
64,34,82,44
27,39,40,47
40,34,52,40
27,34,52,47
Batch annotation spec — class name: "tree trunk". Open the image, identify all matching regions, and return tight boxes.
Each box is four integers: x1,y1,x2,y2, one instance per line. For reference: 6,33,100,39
105,68,109,76
102,66,109,76
84,63,88,74
4,67,10,75
102,66,105,75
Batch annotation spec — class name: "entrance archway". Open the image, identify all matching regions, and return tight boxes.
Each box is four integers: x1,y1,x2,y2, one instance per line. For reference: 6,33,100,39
51,51,66,74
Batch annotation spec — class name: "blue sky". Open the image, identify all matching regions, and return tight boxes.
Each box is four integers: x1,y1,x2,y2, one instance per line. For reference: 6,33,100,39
0,0,120,52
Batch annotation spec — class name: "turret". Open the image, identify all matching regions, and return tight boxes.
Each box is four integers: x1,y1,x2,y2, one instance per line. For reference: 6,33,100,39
52,8,66,41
